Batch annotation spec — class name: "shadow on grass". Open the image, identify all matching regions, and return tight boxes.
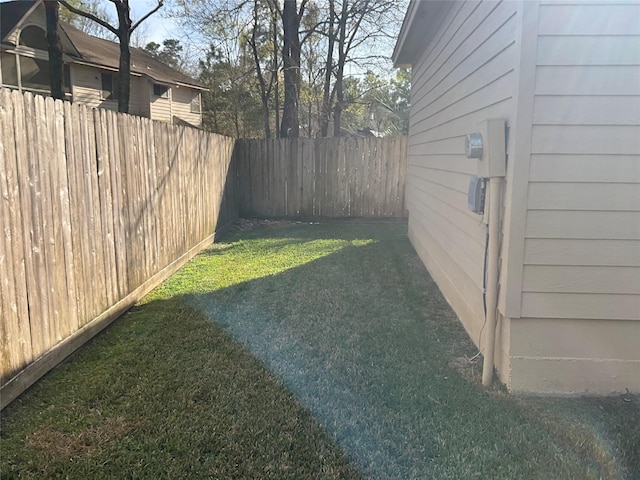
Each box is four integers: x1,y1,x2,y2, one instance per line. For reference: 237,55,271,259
0,298,365,479
2,223,638,480
177,224,638,480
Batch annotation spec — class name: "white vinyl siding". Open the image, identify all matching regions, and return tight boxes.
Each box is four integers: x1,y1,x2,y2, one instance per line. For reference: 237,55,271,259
406,0,518,344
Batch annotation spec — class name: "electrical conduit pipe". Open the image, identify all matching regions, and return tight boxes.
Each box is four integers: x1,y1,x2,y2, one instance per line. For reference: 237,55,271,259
482,177,502,386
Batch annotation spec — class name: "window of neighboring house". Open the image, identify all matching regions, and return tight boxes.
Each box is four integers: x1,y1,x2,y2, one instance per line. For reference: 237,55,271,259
153,83,169,98
2,24,73,98
2,52,71,96
63,64,71,94
101,72,118,100
19,25,48,50
19,56,50,90
1,53,19,87
190,92,201,114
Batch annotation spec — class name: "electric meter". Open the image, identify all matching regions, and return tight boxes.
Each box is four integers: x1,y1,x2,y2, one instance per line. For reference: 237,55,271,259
465,132,483,159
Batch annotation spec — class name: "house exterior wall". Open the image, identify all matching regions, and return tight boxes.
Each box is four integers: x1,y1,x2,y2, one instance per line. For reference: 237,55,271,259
405,0,519,369
172,86,202,127
150,85,172,123
506,0,640,393
71,63,145,117
401,0,640,394
1,2,204,126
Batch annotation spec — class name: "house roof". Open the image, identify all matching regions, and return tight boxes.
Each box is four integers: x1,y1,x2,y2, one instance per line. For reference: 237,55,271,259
392,1,452,68
0,0,206,90
0,0,37,42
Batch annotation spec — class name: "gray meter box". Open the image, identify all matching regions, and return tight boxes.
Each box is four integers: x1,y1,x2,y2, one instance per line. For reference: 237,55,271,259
468,176,486,215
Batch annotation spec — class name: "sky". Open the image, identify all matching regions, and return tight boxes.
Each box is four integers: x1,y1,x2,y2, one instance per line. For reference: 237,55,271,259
0,0,178,45
129,1,179,45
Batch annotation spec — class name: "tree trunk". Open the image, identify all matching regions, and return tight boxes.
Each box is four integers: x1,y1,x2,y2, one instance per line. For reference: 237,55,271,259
280,0,301,138
319,0,335,137
117,36,132,113
251,1,271,138
115,2,132,113
44,0,64,100
333,0,348,137
272,4,280,135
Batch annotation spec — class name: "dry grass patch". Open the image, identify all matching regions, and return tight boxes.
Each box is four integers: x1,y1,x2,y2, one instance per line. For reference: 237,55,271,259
27,416,137,459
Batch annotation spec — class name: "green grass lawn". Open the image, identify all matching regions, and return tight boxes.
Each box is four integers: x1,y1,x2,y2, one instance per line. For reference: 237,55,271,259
1,222,638,479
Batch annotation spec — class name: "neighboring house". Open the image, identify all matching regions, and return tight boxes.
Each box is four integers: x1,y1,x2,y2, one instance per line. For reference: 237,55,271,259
393,1,640,394
0,0,206,127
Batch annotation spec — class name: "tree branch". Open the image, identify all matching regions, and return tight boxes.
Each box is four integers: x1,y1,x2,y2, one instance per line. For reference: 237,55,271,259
59,0,118,35
132,1,164,32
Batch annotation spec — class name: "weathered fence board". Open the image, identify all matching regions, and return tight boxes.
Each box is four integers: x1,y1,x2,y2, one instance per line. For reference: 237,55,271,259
236,137,407,218
1,89,238,407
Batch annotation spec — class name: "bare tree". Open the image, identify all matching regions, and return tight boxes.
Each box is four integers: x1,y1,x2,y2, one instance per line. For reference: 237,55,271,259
59,0,164,113
315,0,404,136
248,0,280,137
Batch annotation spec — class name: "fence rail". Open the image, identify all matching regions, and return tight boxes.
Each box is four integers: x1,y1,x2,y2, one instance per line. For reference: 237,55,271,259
0,89,237,406
234,137,407,218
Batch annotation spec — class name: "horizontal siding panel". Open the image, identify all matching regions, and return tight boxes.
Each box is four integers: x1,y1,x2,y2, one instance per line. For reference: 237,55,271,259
173,104,201,126
531,125,640,154
150,97,171,123
408,179,486,247
408,195,484,286
407,171,470,216
529,155,640,183
412,48,516,126
407,154,476,175
521,292,640,320
528,182,640,211
512,317,640,360
172,87,201,127
411,101,513,148
537,36,640,66
535,66,640,95
413,0,512,91
72,67,143,115
412,12,517,114
523,265,640,294
538,4,640,35
526,211,640,239
524,239,640,266
409,165,471,194
411,84,514,139
532,96,640,125
408,136,463,155
72,86,111,110
412,1,474,81
408,218,485,344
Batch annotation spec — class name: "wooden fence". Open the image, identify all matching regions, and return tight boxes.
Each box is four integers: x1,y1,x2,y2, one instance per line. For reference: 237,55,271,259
1,88,409,408
0,89,237,407
234,137,407,218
